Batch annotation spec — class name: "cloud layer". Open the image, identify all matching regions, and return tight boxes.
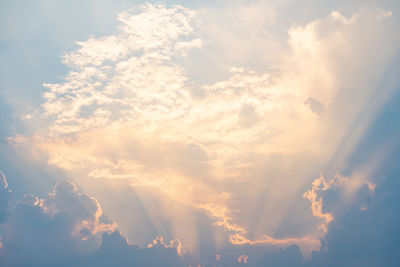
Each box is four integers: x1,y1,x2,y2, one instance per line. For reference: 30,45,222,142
2,168,400,267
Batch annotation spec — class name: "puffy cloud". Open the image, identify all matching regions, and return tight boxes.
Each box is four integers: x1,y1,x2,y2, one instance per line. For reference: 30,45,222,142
1,166,395,266
83,231,184,267
303,173,376,233
306,168,400,267
0,171,184,267
42,181,117,241
0,173,115,265
201,166,400,265
147,235,185,256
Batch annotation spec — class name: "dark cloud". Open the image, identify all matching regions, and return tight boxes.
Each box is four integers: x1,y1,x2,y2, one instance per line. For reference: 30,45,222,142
0,173,184,267
202,243,304,267
84,231,184,267
257,245,304,267
1,166,400,266
303,82,400,267
0,172,304,267
0,175,110,266
307,169,400,267
184,167,400,267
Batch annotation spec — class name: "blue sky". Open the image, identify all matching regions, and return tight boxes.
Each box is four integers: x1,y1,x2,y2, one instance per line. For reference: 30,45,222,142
1,1,400,266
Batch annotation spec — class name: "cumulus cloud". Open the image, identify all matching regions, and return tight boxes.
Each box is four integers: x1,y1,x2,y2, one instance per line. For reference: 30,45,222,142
1,165,396,266
0,171,184,267
306,168,400,267
8,1,400,261
304,173,376,233
147,235,185,256
84,231,184,267
0,173,115,264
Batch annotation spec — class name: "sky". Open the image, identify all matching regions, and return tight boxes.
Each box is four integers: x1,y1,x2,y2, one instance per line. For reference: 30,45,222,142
1,0,400,266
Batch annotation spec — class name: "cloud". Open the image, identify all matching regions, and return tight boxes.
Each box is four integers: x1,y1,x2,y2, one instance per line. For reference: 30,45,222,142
304,98,325,115
0,173,116,265
0,171,184,267
83,231,184,267
306,168,400,267
1,166,394,267
304,173,376,233
238,254,248,264
0,167,395,266
147,235,185,256
8,1,400,261
257,245,303,267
